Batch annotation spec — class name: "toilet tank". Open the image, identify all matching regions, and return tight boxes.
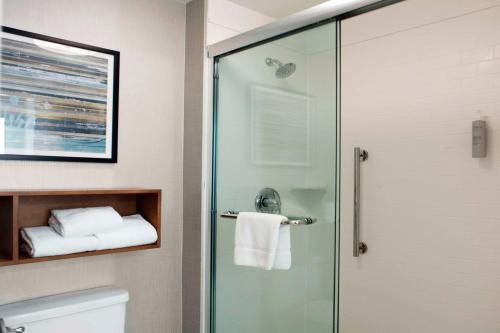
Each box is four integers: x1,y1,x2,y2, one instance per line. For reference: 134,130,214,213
0,287,129,333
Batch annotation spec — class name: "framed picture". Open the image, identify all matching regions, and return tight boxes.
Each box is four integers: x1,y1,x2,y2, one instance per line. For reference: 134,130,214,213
0,26,119,163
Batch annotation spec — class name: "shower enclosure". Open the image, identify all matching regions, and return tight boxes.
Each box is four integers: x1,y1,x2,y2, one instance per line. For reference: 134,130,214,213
211,21,339,333
208,0,500,332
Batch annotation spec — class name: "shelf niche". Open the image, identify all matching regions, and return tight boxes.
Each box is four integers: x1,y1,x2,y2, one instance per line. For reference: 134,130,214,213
0,189,161,267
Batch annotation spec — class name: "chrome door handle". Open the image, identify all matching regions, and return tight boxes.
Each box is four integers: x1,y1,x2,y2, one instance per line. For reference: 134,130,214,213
6,327,25,333
353,147,368,257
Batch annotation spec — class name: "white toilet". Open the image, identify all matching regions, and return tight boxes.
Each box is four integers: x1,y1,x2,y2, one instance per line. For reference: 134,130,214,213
0,287,129,333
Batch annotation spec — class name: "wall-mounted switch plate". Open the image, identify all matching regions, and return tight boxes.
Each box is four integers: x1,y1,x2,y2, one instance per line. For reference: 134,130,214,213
472,120,486,158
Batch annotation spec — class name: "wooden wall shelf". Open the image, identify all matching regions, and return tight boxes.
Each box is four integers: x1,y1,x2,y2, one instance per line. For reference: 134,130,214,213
0,189,161,267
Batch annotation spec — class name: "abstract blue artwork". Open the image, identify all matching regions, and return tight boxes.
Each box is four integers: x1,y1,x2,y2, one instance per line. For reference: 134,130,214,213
0,27,119,162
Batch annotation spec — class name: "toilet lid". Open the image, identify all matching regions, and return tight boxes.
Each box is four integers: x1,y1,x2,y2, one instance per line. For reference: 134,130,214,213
0,287,129,327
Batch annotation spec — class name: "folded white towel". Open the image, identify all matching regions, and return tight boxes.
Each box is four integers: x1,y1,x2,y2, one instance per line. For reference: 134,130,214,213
95,214,158,251
50,206,123,237
20,226,98,258
234,212,291,270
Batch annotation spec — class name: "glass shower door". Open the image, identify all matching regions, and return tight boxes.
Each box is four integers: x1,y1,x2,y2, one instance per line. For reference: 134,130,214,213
212,21,338,333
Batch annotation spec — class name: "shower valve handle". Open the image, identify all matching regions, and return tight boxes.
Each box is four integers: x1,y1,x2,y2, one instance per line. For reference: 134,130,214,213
255,188,281,214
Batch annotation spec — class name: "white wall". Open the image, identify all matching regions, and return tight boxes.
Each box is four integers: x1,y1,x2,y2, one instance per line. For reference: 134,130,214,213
341,0,500,331
206,0,274,45
0,1,185,332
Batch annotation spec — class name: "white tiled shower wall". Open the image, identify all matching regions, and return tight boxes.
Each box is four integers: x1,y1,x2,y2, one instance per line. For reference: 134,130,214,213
341,0,500,332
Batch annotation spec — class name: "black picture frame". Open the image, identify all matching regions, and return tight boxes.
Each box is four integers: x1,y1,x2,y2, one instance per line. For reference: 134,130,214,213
0,26,119,163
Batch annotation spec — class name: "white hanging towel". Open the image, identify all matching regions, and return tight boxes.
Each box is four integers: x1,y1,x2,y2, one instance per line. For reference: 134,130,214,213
234,212,291,270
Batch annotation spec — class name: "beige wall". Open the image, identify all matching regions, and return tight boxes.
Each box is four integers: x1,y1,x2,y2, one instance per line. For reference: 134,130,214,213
0,1,185,332
341,0,500,331
183,0,205,332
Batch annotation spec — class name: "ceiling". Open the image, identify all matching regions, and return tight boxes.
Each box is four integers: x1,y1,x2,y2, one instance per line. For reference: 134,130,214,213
227,0,330,18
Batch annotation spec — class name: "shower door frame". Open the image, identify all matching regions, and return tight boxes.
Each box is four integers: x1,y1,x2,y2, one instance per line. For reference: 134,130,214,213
201,1,405,333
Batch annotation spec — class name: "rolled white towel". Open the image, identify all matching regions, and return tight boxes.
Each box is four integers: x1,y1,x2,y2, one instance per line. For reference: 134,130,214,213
21,226,98,258
50,206,123,237
95,214,158,251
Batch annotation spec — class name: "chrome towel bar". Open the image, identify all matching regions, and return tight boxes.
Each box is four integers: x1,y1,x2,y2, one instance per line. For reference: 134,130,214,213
220,211,317,226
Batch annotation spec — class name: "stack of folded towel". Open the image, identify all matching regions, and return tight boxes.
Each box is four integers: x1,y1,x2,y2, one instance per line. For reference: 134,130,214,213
20,206,158,258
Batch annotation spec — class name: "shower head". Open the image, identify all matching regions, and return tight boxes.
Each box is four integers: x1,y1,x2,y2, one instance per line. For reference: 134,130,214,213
276,63,296,79
265,57,296,79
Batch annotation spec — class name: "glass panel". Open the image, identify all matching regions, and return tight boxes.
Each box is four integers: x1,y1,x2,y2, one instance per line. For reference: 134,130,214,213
213,21,338,333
